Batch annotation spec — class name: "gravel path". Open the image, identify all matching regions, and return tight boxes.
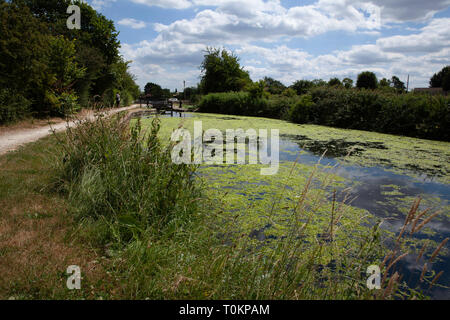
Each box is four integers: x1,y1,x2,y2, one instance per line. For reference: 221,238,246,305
0,105,140,155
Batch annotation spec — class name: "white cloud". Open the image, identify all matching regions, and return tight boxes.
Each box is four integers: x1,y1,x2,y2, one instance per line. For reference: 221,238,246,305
90,0,116,10
130,0,192,9
150,1,383,47
118,18,147,29
376,18,450,53
235,38,448,89
118,1,450,90
368,0,450,23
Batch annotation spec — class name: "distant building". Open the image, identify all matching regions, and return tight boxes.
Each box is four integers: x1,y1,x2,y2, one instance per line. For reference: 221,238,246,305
413,87,447,95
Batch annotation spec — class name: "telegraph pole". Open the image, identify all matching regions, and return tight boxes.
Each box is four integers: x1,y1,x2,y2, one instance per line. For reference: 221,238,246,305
183,80,186,100
406,74,410,92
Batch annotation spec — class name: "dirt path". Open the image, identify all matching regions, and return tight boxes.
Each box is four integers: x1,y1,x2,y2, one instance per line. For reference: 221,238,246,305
0,105,140,155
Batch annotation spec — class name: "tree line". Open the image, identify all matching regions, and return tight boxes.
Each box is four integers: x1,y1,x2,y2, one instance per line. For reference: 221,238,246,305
191,48,449,96
0,0,140,124
194,48,449,141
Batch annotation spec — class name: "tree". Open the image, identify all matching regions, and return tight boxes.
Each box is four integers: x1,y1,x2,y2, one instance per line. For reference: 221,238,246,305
110,58,140,104
47,36,85,94
263,77,286,95
144,82,164,99
312,79,327,87
328,78,342,87
199,47,251,94
1,0,138,121
343,78,353,89
443,72,450,92
379,78,390,87
390,76,405,93
290,80,313,95
430,66,450,90
282,88,297,97
183,86,199,101
356,71,378,89
0,1,50,100
20,0,122,103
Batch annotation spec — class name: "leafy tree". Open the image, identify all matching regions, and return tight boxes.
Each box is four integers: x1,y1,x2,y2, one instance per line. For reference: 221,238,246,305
312,79,327,87
263,77,286,95
328,78,342,87
282,88,297,97
200,47,251,94
390,76,405,93
44,36,86,115
443,72,450,92
144,82,164,99
290,80,313,95
162,89,171,99
73,44,106,106
20,0,122,103
21,0,120,64
356,71,378,89
0,0,50,103
0,0,138,122
343,78,353,89
379,78,390,87
430,66,450,90
183,87,199,100
247,80,266,99
47,36,85,94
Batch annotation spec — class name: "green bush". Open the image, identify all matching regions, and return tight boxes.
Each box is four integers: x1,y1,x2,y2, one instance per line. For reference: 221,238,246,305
121,91,134,107
288,94,315,123
198,92,268,116
287,87,450,141
197,88,449,141
265,95,299,119
0,89,31,124
101,88,116,108
56,92,81,116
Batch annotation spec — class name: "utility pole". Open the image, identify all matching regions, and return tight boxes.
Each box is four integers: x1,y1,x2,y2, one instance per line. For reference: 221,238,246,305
406,74,410,92
183,80,186,101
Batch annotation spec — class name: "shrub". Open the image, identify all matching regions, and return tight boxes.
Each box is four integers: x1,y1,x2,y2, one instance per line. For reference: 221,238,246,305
288,94,315,123
287,87,450,141
0,89,31,124
57,92,81,116
120,90,134,107
282,88,297,97
198,92,268,116
266,95,300,119
101,88,116,108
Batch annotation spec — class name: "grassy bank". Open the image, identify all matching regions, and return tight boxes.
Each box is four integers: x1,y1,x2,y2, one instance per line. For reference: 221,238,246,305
0,114,446,299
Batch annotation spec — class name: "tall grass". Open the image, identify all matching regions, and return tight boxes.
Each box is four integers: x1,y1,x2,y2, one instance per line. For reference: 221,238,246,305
52,114,201,246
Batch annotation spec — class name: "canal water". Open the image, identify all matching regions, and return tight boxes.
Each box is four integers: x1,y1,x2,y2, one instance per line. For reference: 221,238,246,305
279,136,450,299
142,112,450,298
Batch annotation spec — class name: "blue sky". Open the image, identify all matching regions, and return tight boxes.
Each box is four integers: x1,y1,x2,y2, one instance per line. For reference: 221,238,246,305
87,0,450,91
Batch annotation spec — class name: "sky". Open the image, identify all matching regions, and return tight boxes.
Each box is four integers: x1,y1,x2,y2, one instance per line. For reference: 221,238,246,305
86,0,450,91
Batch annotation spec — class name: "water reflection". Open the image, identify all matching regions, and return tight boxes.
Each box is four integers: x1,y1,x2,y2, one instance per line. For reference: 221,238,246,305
278,135,450,299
